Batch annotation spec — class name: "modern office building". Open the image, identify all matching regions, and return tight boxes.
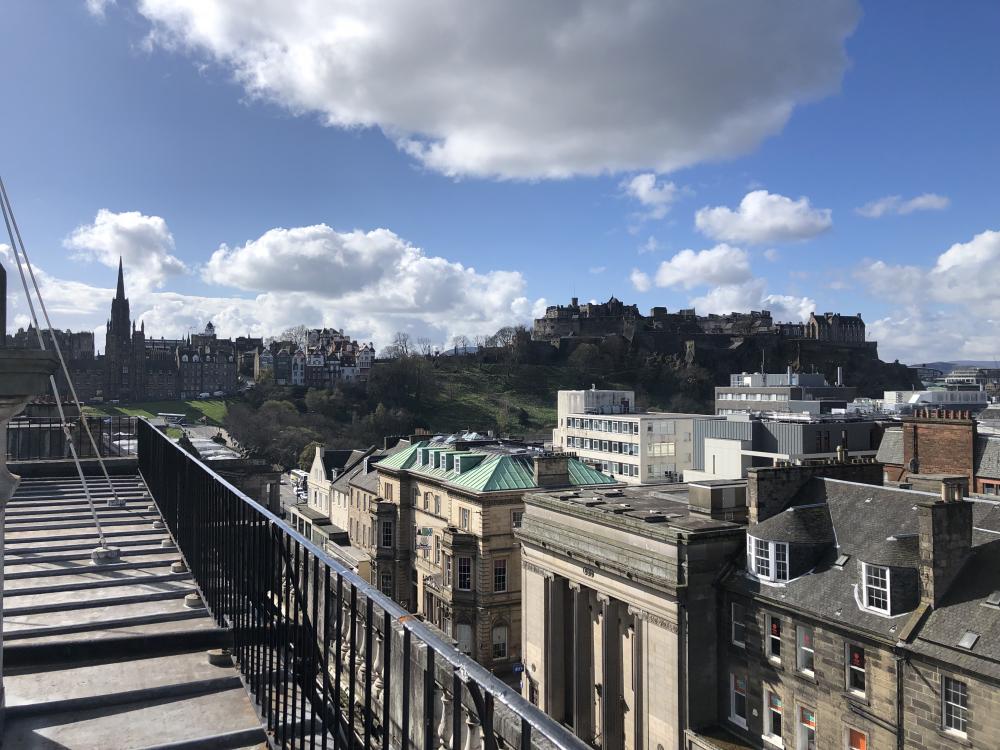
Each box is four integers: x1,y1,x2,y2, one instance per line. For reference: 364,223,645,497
686,412,881,481
715,369,855,416
552,388,717,484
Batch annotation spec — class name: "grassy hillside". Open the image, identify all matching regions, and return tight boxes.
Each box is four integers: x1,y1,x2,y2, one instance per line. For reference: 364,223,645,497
85,399,230,426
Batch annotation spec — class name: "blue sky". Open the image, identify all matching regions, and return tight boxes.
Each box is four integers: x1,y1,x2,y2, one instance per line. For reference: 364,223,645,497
1,1,998,362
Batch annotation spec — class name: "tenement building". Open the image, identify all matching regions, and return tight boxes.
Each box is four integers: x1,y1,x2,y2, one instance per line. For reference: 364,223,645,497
374,435,617,681
552,387,717,483
515,481,747,750
701,461,1000,750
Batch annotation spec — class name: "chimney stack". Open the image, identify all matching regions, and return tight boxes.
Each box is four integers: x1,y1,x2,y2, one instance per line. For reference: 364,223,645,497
533,453,571,488
918,492,972,607
836,366,844,387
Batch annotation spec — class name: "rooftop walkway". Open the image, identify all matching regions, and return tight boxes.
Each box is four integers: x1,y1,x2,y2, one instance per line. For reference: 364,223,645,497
2,472,267,749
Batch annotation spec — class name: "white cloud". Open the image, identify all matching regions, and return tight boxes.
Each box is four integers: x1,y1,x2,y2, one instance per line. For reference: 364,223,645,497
622,174,679,220
589,266,607,275
64,209,188,294
856,193,950,218
763,248,779,262
695,190,832,244
652,244,752,289
129,0,859,179
630,269,652,293
689,279,814,322
23,221,542,350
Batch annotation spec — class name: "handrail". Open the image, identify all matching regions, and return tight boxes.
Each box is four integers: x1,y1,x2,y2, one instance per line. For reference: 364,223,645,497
137,418,585,750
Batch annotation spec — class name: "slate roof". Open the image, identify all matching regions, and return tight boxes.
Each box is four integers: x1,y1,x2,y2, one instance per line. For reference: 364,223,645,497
377,441,615,493
750,504,833,545
876,426,903,464
733,478,939,640
734,478,1000,678
321,449,361,479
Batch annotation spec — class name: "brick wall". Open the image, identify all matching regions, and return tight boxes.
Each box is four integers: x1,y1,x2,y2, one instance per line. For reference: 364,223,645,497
902,415,976,485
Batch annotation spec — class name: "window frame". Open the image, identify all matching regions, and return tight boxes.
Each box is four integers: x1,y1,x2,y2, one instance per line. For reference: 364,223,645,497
493,558,507,593
846,727,867,750
380,520,393,549
460,507,471,530
797,706,816,750
861,562,890,614
942,676,969,737
457,556,472,591
492,623,508,660
845,643,866,698
747,537,790,583
766,613,782,664
796,625,815,676
379,573,393,597
764,686,783,746
729,672,748,728
731,601,746,648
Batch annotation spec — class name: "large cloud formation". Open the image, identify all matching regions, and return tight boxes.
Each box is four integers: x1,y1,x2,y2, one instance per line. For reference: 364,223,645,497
130,0,860,179
8,219,545,351
858,229,1000,361
695,190,833,244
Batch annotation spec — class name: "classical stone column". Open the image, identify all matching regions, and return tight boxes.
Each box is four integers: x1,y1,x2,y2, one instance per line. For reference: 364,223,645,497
597,594,623,750
569,582,594,742
0,348,59,731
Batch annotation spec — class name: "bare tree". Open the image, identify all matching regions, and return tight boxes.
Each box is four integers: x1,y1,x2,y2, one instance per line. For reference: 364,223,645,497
451,334,470,353
416,337,434,356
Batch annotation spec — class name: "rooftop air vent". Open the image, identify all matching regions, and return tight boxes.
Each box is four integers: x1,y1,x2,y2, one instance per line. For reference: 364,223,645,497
958,631,980,651
834,554,851,569
986,591,1000,608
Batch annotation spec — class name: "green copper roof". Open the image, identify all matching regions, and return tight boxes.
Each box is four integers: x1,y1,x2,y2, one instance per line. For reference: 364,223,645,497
376,441,615,493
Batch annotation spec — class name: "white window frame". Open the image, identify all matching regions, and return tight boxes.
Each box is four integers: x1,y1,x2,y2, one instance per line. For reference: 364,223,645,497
796,625,815,676
460,507,470,530
942,676,968,737
380,520,393,549
763,686,783,747
457,557,472,591
796,706,816,750
845,643,866,697
492,623,508,660
766,613,782,664
729,672,748,728
731,601,746,647
861,562,890,613
748,537,790,582
379,573,393,597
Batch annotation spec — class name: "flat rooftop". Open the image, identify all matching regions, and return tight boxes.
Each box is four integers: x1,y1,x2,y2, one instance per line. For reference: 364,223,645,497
526,483,743,533
3,471,265,749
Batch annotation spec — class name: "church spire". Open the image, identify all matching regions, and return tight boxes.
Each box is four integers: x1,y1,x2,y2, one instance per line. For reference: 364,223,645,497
116,257,125,299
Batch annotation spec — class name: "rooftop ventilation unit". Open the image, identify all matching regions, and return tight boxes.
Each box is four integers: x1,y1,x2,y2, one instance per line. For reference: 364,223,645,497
958,631,980,650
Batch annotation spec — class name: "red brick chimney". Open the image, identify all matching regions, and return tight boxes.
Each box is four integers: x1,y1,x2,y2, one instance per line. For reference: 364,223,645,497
902,409,976,486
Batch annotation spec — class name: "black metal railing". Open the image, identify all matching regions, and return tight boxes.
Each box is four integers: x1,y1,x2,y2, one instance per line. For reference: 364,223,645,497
6,415,137,460
137,419,584,750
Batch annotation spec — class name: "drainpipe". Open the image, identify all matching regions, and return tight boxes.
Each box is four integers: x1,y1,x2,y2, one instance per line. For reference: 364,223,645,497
0,347,58,734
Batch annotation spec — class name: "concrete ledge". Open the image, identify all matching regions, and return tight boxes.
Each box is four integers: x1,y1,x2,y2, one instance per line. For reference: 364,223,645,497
135,726,268,750
4,676,244,719
4,588,193,617
6,559,175,580
4,628,233,669
4,609,206,642
7,457,139,477
5,572,192,598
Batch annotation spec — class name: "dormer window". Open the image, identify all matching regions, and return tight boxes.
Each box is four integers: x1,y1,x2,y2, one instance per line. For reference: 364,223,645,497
862,563,890,613
747,537,789,582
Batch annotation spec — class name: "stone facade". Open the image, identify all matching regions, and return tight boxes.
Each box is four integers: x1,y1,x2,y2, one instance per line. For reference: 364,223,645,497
516,484,745,750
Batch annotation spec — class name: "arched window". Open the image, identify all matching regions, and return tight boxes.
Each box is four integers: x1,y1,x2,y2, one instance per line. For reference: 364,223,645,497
491,623,508,660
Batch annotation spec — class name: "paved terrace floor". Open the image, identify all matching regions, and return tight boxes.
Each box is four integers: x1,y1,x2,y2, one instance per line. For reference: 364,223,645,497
3,472,267,749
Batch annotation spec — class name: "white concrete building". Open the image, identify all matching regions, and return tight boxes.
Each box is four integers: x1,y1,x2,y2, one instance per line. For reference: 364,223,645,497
552,388,716,484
